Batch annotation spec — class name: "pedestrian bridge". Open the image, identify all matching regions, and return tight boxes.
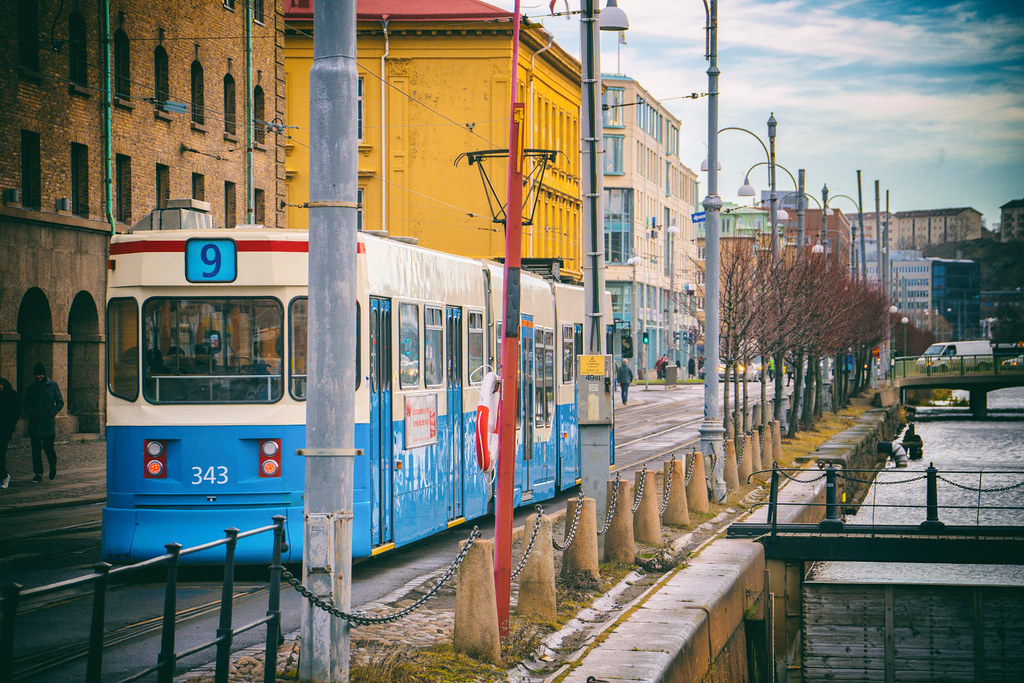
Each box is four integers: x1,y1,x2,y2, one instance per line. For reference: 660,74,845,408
892,354,1024,416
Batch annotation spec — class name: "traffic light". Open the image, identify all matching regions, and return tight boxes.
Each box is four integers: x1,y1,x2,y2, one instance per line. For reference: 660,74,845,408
642,330,650,345
672,331,680,343
621,335,634,358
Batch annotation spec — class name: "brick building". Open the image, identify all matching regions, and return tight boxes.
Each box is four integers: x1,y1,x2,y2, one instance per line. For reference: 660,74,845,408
1,0,285,433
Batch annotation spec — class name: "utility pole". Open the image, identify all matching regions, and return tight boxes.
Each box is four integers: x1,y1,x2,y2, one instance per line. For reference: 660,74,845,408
300,0,358,679
796,168,805,250
857,170,867,282
700,0,726,502
494,0,526,637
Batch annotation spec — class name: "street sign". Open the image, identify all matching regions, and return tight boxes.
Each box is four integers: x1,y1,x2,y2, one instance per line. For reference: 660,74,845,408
691,211,706,222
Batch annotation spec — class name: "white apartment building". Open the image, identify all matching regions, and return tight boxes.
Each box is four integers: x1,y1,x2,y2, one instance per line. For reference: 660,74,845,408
601,74,699,374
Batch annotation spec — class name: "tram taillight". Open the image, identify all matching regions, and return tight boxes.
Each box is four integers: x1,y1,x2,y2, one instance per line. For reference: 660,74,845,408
259,439,281,477
144,440,167,478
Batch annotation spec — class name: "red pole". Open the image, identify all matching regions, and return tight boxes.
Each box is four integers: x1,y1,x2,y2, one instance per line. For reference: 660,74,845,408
495,0,524,637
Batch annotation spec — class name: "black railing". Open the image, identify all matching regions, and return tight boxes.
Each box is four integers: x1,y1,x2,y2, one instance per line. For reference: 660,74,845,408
1,516,286,683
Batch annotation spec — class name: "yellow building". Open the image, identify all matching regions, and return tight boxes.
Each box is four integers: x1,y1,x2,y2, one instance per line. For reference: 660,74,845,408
283,0,584,278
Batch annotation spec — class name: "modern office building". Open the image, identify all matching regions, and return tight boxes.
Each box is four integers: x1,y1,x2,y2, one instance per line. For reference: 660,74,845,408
600,74,699,374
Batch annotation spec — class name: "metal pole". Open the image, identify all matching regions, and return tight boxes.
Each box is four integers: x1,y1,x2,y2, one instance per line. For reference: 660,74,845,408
302,0,358,678
821,184,829,246
578,0,612,561
495,0,526,636
796,169,805,250
245,0,254,223
700,0,726,502
857,170,867,282
768,114,778,258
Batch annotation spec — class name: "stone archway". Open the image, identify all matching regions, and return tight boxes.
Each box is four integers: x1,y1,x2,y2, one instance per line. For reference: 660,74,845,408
17,288,54,396
68,291,102,433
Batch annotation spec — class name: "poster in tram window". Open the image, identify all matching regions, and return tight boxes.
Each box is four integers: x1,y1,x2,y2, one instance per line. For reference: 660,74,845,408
404,393,438,449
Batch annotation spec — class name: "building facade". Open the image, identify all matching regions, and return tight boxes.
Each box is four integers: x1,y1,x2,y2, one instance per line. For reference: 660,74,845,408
893,208,983,249
999,198,1024,241
1,0,285,432
283,0,585,278
601,75,699,374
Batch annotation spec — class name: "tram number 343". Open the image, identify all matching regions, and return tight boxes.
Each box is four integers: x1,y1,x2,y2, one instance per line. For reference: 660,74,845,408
191,466,229,485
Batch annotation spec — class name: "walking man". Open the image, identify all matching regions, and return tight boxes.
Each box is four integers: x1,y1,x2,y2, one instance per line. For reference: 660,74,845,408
25,363,63,482
0,377,20,489
616,359,633,406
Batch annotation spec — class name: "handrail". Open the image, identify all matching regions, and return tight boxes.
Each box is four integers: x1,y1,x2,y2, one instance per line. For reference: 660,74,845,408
892,353,1024,380
1,516,286,683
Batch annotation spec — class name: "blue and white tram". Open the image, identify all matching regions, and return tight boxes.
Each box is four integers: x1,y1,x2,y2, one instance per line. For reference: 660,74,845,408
102,228,610,562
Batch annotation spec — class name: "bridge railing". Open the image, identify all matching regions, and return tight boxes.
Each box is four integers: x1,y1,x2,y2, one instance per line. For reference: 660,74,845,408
892,353,1024,379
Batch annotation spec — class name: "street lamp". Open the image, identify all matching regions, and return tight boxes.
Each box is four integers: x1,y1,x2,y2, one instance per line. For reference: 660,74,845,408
627,254,642,375
901,316,909,357
888,304,898,380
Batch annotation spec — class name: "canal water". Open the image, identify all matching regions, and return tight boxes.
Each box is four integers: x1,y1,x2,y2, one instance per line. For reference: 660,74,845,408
808,385,1024,585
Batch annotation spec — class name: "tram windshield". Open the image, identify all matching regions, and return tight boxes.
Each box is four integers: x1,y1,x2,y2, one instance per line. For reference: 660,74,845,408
142,297,284,403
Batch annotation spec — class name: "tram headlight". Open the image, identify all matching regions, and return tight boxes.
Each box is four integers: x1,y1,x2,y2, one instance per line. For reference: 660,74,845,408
259,439,282,478
144,439,167,479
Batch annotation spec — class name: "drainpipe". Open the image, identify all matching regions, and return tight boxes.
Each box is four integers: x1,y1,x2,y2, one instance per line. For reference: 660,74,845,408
245,0,254,223
527,34,553,257
102,0,115,234
380,18,389,234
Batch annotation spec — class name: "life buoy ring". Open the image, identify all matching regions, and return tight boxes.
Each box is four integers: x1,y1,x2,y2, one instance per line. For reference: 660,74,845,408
475,371,500,472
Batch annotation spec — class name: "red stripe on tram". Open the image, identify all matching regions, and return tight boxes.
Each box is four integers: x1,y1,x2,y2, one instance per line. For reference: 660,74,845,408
110,239,310,255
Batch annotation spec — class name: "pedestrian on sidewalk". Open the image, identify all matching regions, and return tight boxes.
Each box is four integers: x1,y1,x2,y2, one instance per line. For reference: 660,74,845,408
688,357,696,379
25,362,63,483
616,359,633,405
0,377,20,489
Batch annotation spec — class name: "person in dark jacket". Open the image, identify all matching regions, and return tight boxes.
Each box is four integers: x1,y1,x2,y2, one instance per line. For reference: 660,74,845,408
0,377,20,489
25,363,64,482
616,359,634,405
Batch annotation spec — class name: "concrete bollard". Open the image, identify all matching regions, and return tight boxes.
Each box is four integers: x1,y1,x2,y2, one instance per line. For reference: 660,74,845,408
737,434,753,484
662,459,690,526
750,426,763,473
560,496,599,586
761,422,774,464
604,478,635,564
633,470,661,545
723,438,740,491
753,402,762,427
685,450,710,514
772,419,783,460
454,538,501,663
516,513,556,621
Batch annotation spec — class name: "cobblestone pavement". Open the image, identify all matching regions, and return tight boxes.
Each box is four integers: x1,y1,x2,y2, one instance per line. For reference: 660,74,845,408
0,434,106,513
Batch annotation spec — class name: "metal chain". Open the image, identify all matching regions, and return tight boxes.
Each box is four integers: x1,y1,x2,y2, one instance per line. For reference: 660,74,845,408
597,473,621,535
511,505,544,580
776,469,827,484
659,458,674,517
937,476,1024,493
840,473,927,485
281,526,481,626
631,466,647,512
736,434,745,467
684,451,696,486
759,422,767,451
553,491,584,551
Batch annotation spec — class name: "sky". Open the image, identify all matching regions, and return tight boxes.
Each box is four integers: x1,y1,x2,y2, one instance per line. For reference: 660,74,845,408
490,0,1024,228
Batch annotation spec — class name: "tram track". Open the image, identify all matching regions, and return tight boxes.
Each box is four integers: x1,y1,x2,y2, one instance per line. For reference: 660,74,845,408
10,583,271,681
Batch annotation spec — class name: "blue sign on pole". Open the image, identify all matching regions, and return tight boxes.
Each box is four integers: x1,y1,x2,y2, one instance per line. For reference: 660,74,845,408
691,211,706,222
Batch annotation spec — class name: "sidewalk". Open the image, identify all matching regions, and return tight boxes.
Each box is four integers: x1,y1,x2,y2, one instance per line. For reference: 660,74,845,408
0,434,107,514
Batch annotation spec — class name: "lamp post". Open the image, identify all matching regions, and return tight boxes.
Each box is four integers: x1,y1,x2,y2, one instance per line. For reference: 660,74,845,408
901,316,909,357
888,304,898,381
667,223,680,366
700,0,726,502
627,254,641,375
576,0,629,573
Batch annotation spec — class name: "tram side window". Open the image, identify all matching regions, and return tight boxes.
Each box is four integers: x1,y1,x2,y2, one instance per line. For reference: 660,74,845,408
424,306,443,388
141,297,284,404
561,324,574,384
535,329,545,428
399,302,420,389
107,298,139,401
543,329,554,426
288,297,359,400
467,310,484,385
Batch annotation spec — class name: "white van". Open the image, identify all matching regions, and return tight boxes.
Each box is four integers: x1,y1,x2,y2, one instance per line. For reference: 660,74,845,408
915,340,993,371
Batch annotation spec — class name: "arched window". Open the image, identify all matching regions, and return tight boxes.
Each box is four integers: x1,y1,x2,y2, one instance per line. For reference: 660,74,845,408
253,85,265,144
223,74,236,135
114,30,130,99
69,12,87,87
190,60,205,125
153,46,169,108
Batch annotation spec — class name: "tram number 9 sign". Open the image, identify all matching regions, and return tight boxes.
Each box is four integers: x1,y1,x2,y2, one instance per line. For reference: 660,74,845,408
186,239,237,283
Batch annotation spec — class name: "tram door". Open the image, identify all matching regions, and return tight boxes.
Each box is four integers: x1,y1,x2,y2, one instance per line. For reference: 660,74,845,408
520,316,535,498
369,298,394,546
445,307,464,521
